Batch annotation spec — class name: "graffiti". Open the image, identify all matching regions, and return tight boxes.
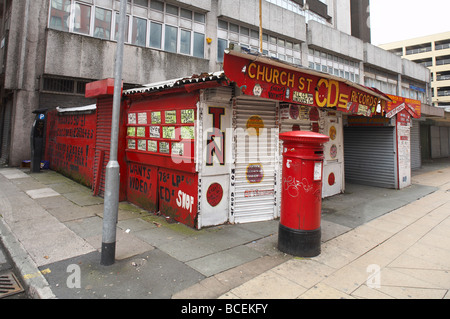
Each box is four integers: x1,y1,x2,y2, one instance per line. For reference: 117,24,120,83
45,111,96,186
206,107,226,166
283,176,313,198
176,190,195,213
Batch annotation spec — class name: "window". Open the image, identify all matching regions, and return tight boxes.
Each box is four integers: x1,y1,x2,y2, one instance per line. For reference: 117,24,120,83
49,0,71,31
149,22,162,49
73,3,91,35
48,0,205,58
217,19,301,64
150,0,164,11
94,7,112,40
217,38,228,62
132,17,147,46
193,32,205,58
180,29,191,55
134,0,149,7
165,25,178,53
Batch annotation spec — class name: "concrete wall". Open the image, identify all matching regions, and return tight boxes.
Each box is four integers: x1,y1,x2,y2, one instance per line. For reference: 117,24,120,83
4,0,48,166
44,30,211,85
364,42,402,74
218,0,307,43
307,20,363,61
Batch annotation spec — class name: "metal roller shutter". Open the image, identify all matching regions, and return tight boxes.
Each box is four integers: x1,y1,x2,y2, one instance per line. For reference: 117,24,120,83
93,98,112,197
410,120,421,170
232,98,278,224
344,126,396,189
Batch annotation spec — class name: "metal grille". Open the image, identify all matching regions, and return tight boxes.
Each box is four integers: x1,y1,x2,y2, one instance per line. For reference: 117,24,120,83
93,98,113,197
410,120,422,170
0,271,24,299
232,98,278,224
344,126,396,189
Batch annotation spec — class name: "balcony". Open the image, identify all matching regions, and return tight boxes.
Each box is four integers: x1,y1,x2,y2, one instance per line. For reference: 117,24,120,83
405,43,432,55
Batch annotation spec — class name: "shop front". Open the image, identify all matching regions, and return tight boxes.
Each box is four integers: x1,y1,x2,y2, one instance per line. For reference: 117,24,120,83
46,51,390,229
343,95,421,189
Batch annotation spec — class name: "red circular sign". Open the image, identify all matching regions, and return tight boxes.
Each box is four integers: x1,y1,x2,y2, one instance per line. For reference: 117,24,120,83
246,164,264,184
328,173,336,186
206,183,223,207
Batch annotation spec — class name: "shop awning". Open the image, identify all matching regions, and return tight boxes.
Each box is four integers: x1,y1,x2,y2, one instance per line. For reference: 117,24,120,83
223,50,391,117
123,71,228,96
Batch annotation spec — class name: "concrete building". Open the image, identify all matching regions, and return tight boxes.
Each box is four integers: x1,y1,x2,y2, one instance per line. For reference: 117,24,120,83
380,32,450,161
0,0,439,168
379,31,450,108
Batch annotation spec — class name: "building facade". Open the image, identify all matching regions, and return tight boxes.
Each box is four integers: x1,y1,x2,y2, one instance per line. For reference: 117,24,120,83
380,32,450,160
379,31,450,108
0,0,437,170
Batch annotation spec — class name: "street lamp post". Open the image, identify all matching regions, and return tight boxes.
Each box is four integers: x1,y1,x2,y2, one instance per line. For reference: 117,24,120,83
100,0,127,266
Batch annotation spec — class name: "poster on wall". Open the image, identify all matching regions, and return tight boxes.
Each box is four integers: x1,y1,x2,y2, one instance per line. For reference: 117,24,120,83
397,113,411,189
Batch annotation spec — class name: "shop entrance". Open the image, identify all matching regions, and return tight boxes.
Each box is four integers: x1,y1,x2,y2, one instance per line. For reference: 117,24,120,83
231,97,279,224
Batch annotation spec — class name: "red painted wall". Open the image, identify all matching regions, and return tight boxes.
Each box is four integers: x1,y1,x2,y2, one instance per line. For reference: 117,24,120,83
45,110,96,187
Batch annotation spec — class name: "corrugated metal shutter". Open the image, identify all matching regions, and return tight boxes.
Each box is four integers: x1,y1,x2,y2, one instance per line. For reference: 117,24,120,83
344,126,396,189
410,120,421,170
93,98,112,197
232,98,278,224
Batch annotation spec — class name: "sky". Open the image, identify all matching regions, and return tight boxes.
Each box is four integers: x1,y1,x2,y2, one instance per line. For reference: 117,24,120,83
370,0,450,46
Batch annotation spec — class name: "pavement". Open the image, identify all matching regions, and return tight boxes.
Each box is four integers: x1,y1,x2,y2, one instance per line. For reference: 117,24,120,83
0,159,449,300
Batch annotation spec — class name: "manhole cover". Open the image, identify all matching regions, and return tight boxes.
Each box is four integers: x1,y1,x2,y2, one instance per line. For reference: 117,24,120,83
0,271,24,299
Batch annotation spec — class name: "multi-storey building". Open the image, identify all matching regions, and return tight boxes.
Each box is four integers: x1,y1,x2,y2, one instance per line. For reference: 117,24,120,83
380,32,450,160
0,0,439,170
379,31,450,108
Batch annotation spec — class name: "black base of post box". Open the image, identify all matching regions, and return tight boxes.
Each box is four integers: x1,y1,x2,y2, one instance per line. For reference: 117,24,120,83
278,224,321,257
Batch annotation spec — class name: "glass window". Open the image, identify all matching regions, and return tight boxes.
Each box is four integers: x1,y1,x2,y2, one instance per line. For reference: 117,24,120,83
217,38,227,62
94,7,112,40
132,16,147,47
166,4,178,16
229,23,239,33
149,22,162,48
193,32,205,58
150,0,164,11
49,0,71,31
180,29,191,55
73,3,91,35
181,8,192,20
165,25,178,53
240,27,249,36
218,20,228,30
194,12,205,23
115,13,129,42
135,0,149,7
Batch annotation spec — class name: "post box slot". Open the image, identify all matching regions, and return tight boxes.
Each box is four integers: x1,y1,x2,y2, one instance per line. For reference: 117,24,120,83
315,151,323,155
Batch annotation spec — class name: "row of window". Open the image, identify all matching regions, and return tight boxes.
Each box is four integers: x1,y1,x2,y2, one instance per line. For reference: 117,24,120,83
217,19,302,64
49,0,206,58
265,0,329,25
307,48,360,83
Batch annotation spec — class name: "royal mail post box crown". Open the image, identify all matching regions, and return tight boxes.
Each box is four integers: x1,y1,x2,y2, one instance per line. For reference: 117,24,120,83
278,130,329,257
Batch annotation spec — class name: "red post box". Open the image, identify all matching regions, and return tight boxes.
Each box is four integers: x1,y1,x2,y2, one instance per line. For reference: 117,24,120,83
278,131,329,257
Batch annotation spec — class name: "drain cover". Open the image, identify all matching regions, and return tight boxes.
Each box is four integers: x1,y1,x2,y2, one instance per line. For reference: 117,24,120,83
0,271,24,298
